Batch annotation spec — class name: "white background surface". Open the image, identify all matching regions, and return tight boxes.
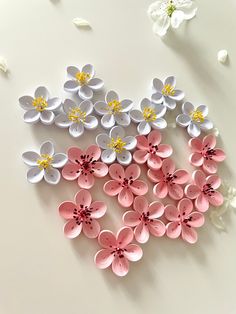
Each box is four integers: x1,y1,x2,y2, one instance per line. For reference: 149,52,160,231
0,1,236,313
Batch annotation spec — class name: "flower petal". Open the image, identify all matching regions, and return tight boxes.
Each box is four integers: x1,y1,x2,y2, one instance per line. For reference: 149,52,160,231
196,105,208,117
133,150,149,164
118,188,134,207
151,118,167,129
51,153,68,168
170,90,184,101
117,227,134,248
106,90,119,103
173,169,189,184
193,170,206,189
212,149,226,162
35,86,49,100
63,98,76,114
163,97,176,110
152,15,170,37
183,102,194,115
55,113,71,128
189,138,203,152
64,80,79,92
40,141,54,156
110,125,125,139
94,101,108,115
78,172,95,189
96,133,111,149
98,230,117,248
200,119,213,131
155,104,167,118
88,78,104,90
195,194,209,212
40,110,55,125
79,100,93,115
84,115,98,129
206,175,221,189
151,92,163,104
188,212,205,228
157,144,173,158
148,201,164,218
165,205,179,222
94,249,114,269
101,149,117,164
162,158,175,175
115,112,131,127
59,201,76,219
120,99,133,112
166,221,181,239
90,201,107,219
124,244,143,261
123,136,137,151
176,114,191,127
64,220,82,239
109,163,125,181
203,134,216,149
27,167,44,183
24,109,40,124
75,189,92,207
134,222,149,243
148,130,161,145
22,151,40,166
82,64,94,77
180,1,198,19
153,182,168,199
189,152,204,167
125,164,140,180
79,85,93,100
171,10,184,28
148,220,165,237
47,97,61,110
147,154,162,170
67,66,79,78
129,109,144,123
136,135,149,150
181,225,198,244
69,123,84,138
93,162,108,177
67,147,84,163
187,122,201,138
82,219,100,238
203,160,218,174
104,180,122,196
165,76,176,88
112,256,129,277
133,195,149,214
117,151,132,166
168,184,184,200
137,121,151,135
123,211,140,227
148,169,163,183
44,168,60,185
178,198,193,216
19,96,33,110
153,78,164,92
129,180,148,196
208,191,224,207
185,184,201,199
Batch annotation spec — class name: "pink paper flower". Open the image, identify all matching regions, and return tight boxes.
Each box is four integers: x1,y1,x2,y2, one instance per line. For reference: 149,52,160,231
148,158,189,200
104,163,148,207
123,196,165,243
59,189,107,239
94,227,143,277
185,170,224,212
62,145,108,189
165,198,205,244
189,134,226,174
133,130,173,170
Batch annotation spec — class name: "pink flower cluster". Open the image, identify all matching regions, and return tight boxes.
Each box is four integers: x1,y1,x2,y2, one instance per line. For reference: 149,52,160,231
58,132,225,277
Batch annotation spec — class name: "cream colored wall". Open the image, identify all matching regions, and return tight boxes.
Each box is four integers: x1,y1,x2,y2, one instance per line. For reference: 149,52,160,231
0,0,236,313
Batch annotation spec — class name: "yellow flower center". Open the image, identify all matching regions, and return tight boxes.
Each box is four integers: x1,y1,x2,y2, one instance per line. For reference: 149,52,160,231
162,84,175,96
191,110,205,123
68,107,86,123
37,154,53,170
143,107,157,122
107,100,122,114
166,1,176,17
108,137,126,154
32,97,48,112
75,71,91,85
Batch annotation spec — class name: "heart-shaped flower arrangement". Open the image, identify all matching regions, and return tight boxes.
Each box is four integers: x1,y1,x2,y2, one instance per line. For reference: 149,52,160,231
20,64,226,277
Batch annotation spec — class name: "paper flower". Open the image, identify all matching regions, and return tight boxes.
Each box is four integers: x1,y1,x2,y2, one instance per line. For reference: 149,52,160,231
123,196,165,243
165,198,204,244
147,0,197,37
94,90,133,129
19,86,61,125
55,99,98,138
64,64,104,100
59,189,106,239
94,227,143,277
104,163,148,207
129,98,167,135
176,102,213,138
133,130,173,170
96,126,137,165
62,145,108,189
189,134,226,174
151,76,184,110
217,50,228,64
22,141,67,185
185,170,224,212
148,158,189,200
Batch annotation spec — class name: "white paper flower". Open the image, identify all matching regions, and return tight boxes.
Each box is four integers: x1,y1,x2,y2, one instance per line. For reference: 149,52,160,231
210,182,236,230
147,0,197,37
19,86,61,125
151,76,184,110
96,126,137,166
176,102,213,137
217,50,228,64
64,64,104,100
22,141,68,185
55,99,98,138
129,98,167,135
94,90,133,129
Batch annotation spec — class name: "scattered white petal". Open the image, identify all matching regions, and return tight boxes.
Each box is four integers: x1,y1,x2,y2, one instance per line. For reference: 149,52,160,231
0,56,7,72
73,18,91,28
217,49,228,64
